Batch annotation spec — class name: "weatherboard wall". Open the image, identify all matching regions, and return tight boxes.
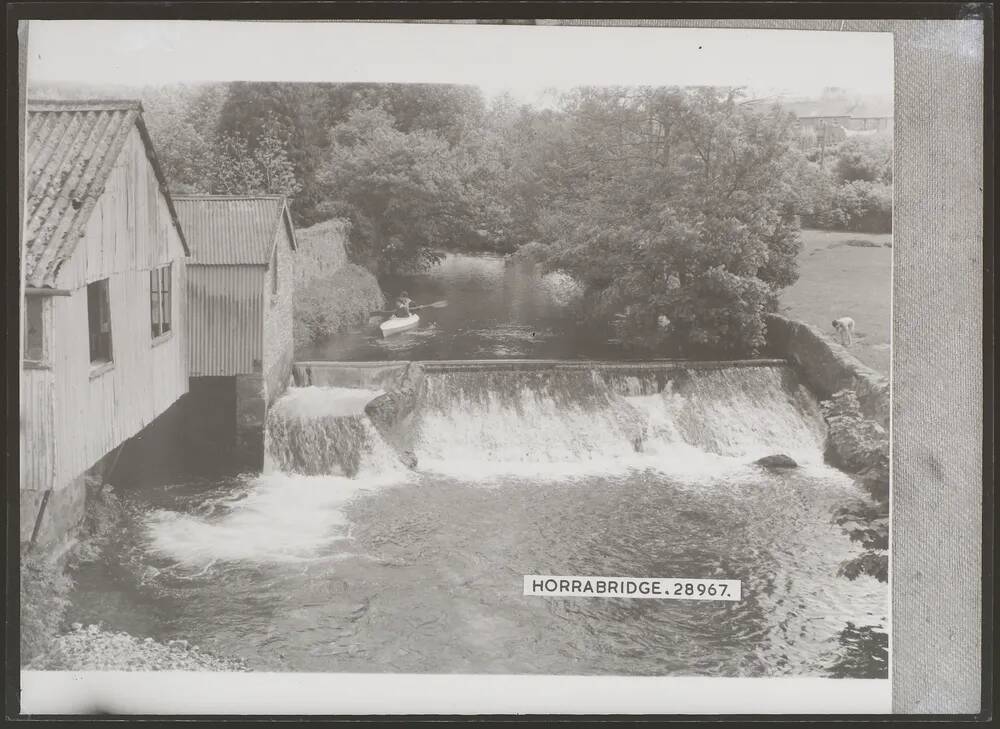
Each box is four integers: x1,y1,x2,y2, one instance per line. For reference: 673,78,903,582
39,126,189,492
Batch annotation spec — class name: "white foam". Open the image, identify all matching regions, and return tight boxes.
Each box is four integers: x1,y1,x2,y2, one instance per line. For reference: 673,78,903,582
144,471,407,567
271,386,383,419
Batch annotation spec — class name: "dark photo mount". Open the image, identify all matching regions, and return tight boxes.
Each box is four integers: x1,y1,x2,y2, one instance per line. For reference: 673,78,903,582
3,2,992,722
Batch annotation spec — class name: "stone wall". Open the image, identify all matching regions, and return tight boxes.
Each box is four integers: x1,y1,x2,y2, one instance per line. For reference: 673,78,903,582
263,220,296,406
20,475,87,556
293,361,410,390
764,313,890,427
294,218,350,288
235,372,266,472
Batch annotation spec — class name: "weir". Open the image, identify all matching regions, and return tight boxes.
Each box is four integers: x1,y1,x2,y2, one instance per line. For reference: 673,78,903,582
270,359,827,479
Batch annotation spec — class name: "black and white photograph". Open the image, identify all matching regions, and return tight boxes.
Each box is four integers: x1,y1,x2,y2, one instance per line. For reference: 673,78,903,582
11,15,986,717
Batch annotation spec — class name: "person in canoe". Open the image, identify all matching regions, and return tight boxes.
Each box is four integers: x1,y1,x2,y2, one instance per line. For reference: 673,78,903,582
394,291,414,318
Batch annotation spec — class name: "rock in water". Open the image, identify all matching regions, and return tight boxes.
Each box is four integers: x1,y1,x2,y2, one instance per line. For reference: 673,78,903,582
400,450,418,470
755,454,798,469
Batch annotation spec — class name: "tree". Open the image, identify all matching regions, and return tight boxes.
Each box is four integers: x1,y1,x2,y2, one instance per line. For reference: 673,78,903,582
316,106,479,274
140,84,227,193
833,133,892,184
210,115,302,197
533,86,805,356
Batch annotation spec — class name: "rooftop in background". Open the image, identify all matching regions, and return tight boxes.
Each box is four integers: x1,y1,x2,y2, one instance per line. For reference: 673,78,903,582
23,98,189,288
743,93,894,120
172,195,297,266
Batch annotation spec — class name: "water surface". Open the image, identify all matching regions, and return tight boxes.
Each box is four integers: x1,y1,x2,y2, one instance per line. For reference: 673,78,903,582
68,366,888,677
298,253,625,361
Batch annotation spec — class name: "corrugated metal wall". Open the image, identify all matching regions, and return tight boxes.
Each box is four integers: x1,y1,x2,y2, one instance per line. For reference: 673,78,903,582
44,127,189,490
187,265,264,376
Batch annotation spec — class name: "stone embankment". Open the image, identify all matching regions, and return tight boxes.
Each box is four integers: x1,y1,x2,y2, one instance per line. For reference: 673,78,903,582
764,313,889,428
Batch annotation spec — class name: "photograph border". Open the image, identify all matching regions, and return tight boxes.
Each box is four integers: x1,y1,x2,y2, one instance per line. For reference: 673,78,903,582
4,1,992,721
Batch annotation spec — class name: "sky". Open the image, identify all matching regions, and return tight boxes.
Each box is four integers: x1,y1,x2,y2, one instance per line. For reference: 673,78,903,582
26,21,894,105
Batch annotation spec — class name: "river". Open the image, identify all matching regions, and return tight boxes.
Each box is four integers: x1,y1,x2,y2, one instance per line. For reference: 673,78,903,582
67,359,888,677
298,252,628,361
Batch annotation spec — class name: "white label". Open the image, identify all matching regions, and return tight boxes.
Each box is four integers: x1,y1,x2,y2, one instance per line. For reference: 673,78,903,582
523,575,742,601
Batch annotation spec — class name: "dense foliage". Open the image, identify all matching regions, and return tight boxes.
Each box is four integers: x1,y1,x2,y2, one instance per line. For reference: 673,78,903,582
107,80,891,355
802,132,893,233
525,88,809,355
293,264,385,350
316,106,481,273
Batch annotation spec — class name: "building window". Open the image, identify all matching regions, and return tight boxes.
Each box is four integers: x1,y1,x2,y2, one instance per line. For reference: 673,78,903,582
24,296,46,364
150,263,172,339
87,279,113,364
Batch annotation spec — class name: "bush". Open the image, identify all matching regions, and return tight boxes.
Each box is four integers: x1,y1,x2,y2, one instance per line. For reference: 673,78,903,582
510,240,549,265
833,133,892,184
21,553,73,665
293,264,384,349
807,180,891,233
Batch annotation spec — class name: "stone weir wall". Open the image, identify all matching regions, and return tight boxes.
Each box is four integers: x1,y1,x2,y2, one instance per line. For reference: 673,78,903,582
763,314,890,428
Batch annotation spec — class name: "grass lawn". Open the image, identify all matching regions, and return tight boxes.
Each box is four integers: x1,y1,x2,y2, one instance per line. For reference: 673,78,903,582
779,229,892,376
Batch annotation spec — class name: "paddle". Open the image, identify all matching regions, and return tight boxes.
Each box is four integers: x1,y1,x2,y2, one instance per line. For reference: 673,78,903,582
369,300,448,316
412,300,448,310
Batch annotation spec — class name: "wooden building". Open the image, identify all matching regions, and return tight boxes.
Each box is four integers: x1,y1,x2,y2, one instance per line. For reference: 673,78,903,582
173,195,297,469
21,100,190,550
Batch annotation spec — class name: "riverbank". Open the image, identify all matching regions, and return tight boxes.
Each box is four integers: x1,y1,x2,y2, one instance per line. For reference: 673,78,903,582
780,229,892,375
28,624,249,671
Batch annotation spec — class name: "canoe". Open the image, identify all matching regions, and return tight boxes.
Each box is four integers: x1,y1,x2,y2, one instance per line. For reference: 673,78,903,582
380,313,420,337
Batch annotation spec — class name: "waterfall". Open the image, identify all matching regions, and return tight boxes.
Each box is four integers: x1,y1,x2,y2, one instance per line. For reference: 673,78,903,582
265,386,403,478
605,365,827,460
144,363,830,567
407,364,826,476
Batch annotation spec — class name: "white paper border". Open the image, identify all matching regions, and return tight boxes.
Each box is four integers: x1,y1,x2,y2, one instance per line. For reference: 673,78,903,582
21,672,890,715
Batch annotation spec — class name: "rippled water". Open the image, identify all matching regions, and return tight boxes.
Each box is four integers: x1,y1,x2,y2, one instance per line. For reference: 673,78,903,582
67,368,888,677
297,252,625,361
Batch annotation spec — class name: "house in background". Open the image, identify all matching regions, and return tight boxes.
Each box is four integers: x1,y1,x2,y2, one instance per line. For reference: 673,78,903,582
173,195,297,470
21,99,190,551
741,93,893,140
845,97,893,132
782,95,894,134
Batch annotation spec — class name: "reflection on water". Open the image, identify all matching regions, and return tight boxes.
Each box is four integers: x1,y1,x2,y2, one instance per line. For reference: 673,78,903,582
297,253,622,361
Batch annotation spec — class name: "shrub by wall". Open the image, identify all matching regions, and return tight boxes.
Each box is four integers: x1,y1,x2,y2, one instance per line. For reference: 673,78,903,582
293,264,384,349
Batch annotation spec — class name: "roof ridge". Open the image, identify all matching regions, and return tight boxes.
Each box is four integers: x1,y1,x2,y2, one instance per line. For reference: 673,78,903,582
28,98,144,112
172,194,287,200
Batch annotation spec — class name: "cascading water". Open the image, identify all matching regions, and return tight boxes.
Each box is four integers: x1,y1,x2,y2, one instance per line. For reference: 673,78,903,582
408,364,827,477
603,365,827,462
145,386,407,566
76,362,885,678
265,386,403,477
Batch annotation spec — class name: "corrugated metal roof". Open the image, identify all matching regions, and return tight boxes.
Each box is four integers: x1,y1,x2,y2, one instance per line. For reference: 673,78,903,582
172,196,297,266
24,99,189,288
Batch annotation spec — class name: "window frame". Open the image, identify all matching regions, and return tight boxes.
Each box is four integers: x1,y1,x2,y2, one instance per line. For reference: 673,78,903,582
87,278,114,367
150,262,173,342
23,295,48,368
